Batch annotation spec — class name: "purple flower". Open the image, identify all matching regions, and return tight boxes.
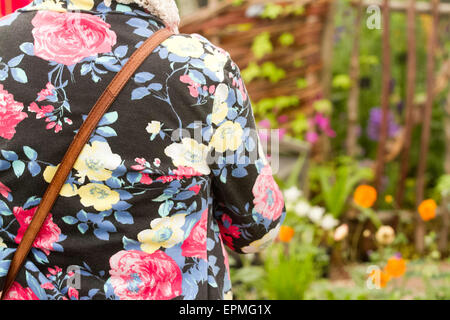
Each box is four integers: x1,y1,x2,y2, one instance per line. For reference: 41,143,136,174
367,107,400,141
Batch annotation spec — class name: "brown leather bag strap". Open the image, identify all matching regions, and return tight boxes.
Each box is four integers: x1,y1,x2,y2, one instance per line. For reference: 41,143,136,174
0,27,174,300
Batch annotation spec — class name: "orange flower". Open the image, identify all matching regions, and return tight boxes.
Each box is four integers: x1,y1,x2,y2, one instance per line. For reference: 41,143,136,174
279,226,295,243
368,269,391,288
418,199,437,221
353,185,377,208
384,256,406,278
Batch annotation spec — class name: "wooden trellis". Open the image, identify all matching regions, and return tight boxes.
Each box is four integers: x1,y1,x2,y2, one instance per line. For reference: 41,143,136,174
349,0,447,255
180,0,332,116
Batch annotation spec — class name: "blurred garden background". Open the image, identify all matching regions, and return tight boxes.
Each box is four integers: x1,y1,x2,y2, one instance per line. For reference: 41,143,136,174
1,0,450,300
177,0,450,300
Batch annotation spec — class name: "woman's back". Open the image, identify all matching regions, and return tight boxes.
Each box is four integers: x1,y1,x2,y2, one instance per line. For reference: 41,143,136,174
0,0,285,300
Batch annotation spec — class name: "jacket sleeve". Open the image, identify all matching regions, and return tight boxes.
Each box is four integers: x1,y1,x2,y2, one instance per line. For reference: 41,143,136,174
209,57,286,254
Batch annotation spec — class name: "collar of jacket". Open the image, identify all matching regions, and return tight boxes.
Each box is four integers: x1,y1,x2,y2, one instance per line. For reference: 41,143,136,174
20,0,180,33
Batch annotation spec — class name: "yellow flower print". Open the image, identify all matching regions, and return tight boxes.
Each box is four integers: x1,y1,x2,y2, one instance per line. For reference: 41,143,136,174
43,164,78,197
0,237,7,249
162,36,204,58
209,121,244,153
78,183,120,211
146,121,162,135
68,0,94,10
74,141,122,184
204,50,228,82
137,214,186,254
224,291,233,300
31,0,66,12
211,83,229,125
241,225,280,254
164,138,211,175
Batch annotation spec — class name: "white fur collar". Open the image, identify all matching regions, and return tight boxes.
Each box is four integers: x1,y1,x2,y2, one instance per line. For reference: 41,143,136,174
106,0,180,33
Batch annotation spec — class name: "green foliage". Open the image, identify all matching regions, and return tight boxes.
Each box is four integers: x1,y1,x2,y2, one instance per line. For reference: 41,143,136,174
261,3,284,20
313,99,333,115
332,74,351,90
290,114,309,139
279,32,295,47
242,61,286,84
436,174,450,198
309,157,373,218
251,32,273,60
263,243,324,300
261,62,286,83
235,23,253,32
254,95,299,117
293,59,304,68
231,0,244,6
285,4,305,16
296,78,308,89
241,62,260,83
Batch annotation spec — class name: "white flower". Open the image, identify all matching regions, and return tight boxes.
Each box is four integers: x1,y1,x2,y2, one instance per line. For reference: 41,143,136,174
163,36,204,58
211,83,229,125
241,225,280,254
375,225,395,245
164,138,210,175
294,200,310,217
284,186,302,204
209,121,244,153
308,206,325,223
146,121,161,135
137,214,186,254
45,141,121,185
334,224,349,241
321,214,339,230
204,49,229,82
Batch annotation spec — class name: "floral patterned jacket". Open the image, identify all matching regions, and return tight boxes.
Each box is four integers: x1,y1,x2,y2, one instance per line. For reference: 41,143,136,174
0,0,285,300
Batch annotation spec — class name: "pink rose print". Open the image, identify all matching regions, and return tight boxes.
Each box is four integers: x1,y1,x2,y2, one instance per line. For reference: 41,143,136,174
188,185,201,195
0,85,28,140
156,175,177,183
156,166,203,184
31,11,117,66
0,181,11,199
217,214,241,251
28,102,55,119
37,82,56,102
13,206,62,255
181,209,208,260
47,266,62,276
140,173,153,185
41,282,55,290
109,250,182,300
252,164,284,221
3,282,39,300
180,74,201,98
172,166,203,178
68,287,79,300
